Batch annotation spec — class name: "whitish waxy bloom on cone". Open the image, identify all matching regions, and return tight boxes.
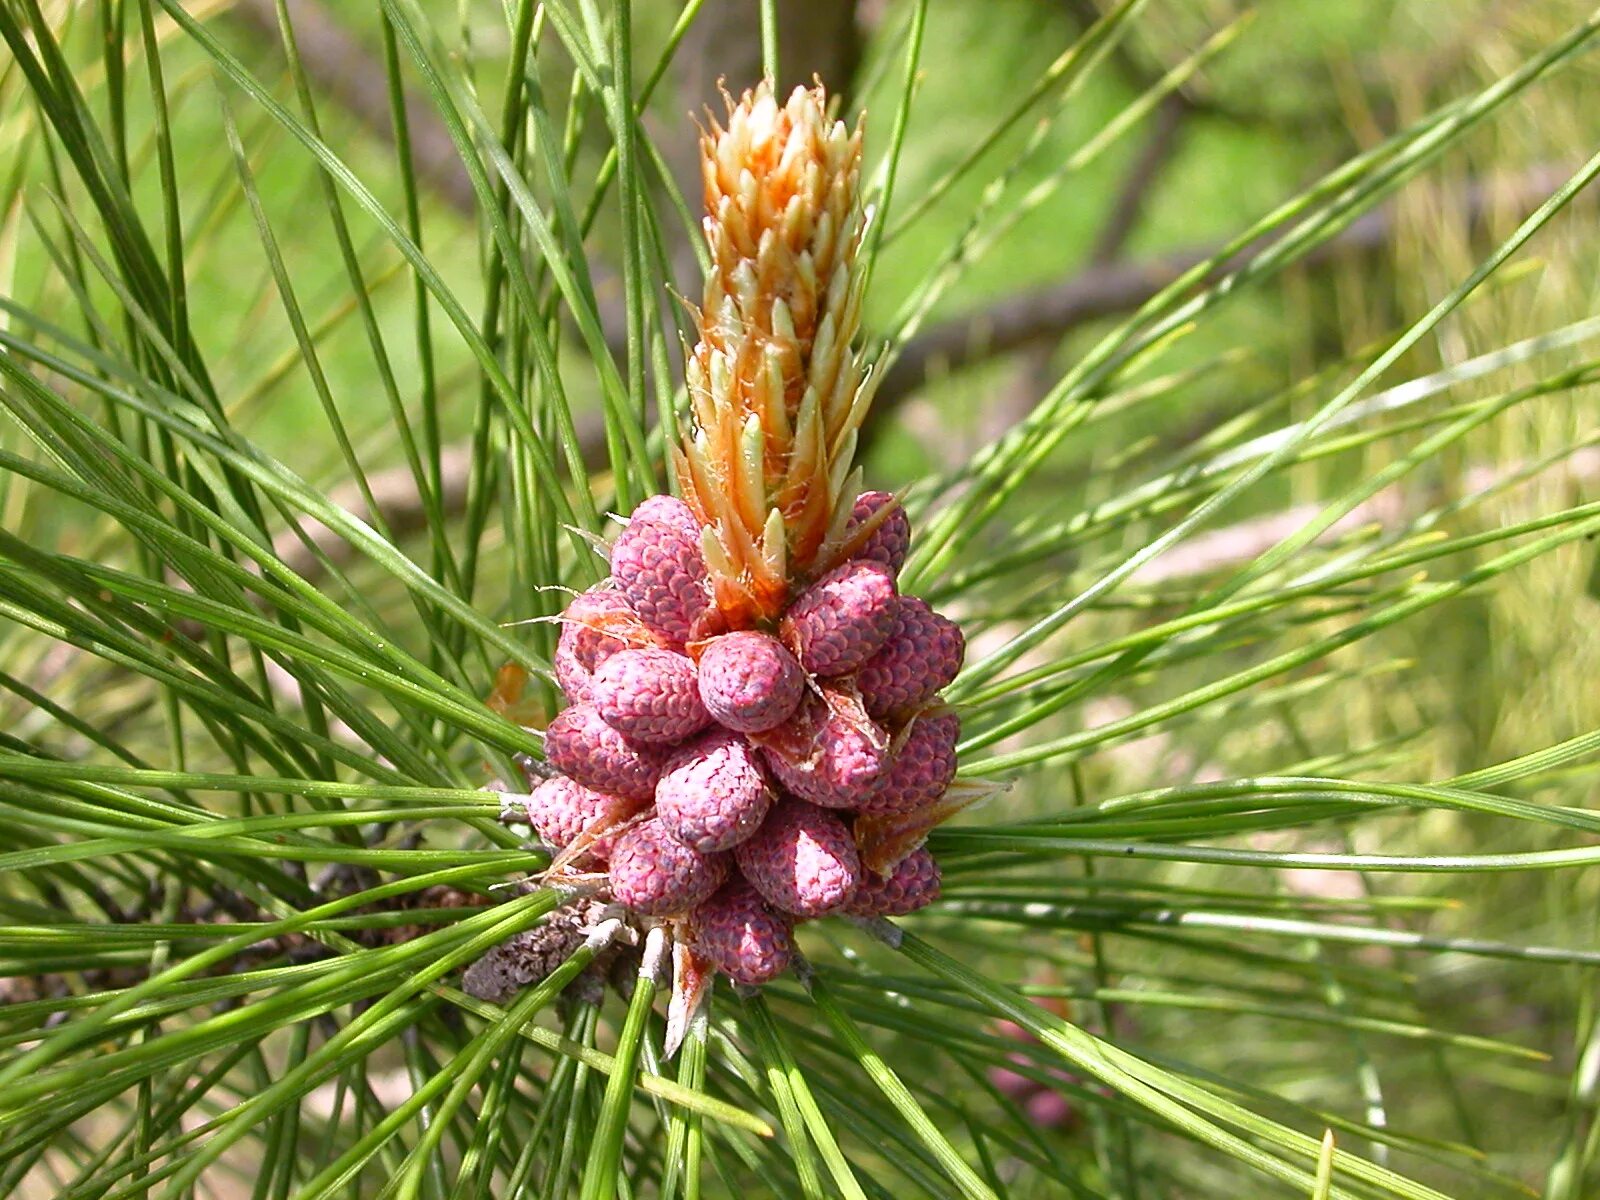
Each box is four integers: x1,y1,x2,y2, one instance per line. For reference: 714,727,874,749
843,845,941,916
591,648,711,745
782,560,898,676
655,728,772,852
544,704,667,802
857,597,965,718
675,83,874,627
608,818,729,916
735,796,862,917
696,631,805,732
522,776,641,864
609,517,713,644
693,878,794,985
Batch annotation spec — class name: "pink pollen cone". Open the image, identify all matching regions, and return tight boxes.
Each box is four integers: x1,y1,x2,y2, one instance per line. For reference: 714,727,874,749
610,518,711,644
693,878,794,985
734,797,862,918
781,560,897,677
590,647,710,745
544,703,667,801
554,587,639,704
655,728,773,852
856,597,964,718
629,494,701,540
759,690,889,809
846,490,911,576
697,631,805,733
857,710,960,815
608,817,728,916
841,845,941,916
522,775,641,865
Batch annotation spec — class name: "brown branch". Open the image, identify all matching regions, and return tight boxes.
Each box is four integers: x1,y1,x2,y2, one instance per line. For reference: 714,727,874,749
872,163,1578,406
1130,448,1600,586
1088,93,1187,265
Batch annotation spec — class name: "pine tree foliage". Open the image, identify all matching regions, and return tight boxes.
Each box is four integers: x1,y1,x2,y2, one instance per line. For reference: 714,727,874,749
1,2,1599,1197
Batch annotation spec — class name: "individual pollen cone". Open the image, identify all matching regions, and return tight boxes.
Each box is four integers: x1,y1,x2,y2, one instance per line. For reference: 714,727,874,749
676,82,876,627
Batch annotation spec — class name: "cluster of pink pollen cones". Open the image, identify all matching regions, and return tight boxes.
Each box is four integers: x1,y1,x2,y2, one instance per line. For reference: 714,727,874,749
502,488,998,1050
491,81,1001,1051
